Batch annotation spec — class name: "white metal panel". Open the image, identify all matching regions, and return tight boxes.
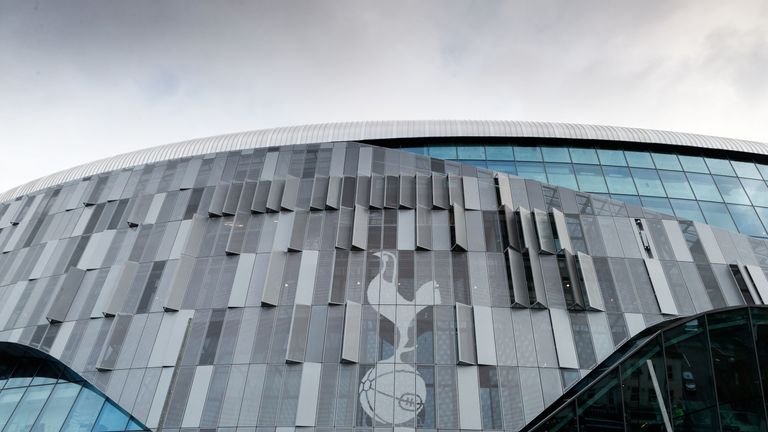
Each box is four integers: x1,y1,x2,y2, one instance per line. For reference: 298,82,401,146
457,366,483,430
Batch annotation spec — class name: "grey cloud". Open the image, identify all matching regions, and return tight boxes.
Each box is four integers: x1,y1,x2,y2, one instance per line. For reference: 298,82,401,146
0,0,767,192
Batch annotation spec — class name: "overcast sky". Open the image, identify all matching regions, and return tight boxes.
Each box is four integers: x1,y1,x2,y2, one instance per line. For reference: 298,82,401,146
2,0,768,193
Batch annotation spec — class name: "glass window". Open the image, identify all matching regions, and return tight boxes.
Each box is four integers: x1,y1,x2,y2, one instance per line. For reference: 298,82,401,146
3,384,54,432
620,335,669,431
707,309,767,429
428,146,457,159
741,178,768,207
513,146,542,162
728,205,767,237
484,145,514,161
603,166,637,195
611,194,642,207
625,151,655,168
651,153,682,171
31,383,81,432
545,163,578,189
755,207,768,234
731,160,762,179
705,158,735,176
92,402,129,432
699,201,737,231
60,386,105,432
576,369,623,430
713,176,751,205
457,145,486,160
631,168,666,197
663,318,720,430
640,196,673,215
687,173,723,202
0,388,26,431
658,170,694,199
569,148,599,164
679,155,709,173
670,199,705,223
596,149,627,166
541,147,570,162
516,162,548,183
574,164,608,193
401,146,427,155
486,162,516,175
757,164,768,181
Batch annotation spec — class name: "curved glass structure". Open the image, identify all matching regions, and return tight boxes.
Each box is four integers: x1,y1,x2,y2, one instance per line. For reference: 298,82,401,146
524,306,768,432
399,141,768,237
0,344,148,432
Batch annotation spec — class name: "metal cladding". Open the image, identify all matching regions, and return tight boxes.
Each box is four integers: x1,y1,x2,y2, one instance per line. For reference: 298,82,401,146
1,138,768,431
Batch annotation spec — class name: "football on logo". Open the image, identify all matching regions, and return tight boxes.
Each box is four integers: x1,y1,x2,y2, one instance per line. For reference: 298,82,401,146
359,363,427,425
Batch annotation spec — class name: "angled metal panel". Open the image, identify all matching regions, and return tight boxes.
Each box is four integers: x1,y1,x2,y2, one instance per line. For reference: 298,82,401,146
506,248,530,307
456,302,477,365
46,267,86,324
473,305,497,365
644,258,679,315
208,183,229,217
341,301,361,363
452,204,468,251
549,308,579,369
351,205,369,250
326,176,342,210
105,261,139,317
295,363,322,426
229,253,255,308
576,252,605,311
251,180,271,213
518,207,537,253
534,209,556,254
457,366,483,430
281,176,300,211
462,176,481,210
266,179,285,212
222,182,243,216
552,208,572,253
399,174,415,209
431,174,449,209
746,265,768,303
261,252,286,306
502,205,522,252
294,251,318,305
286,304,311,363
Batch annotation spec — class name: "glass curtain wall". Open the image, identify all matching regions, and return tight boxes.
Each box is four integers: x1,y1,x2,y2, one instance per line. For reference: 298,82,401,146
401,143,768,238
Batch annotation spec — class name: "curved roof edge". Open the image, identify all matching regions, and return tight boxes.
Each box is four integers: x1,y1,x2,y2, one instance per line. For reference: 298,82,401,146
3,120,767,202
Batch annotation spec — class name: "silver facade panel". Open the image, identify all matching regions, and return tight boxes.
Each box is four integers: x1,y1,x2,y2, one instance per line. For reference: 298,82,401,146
341,301,361,363
644,258,680,315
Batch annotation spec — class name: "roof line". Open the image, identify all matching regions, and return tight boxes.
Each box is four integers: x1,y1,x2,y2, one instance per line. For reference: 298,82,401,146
2,120,767,202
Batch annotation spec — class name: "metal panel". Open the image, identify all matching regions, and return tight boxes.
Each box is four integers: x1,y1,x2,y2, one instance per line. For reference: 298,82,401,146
462,176,481,210
105,261,139,317
693,221,727,264
473,305,497,365
662,219,694,262
208,183,229,217
399,174,415,209
534,209,556,254
506,249,530,307
181,366,214,427
431,174,449,209
46,267,86,323
295,362,322,426
286,304,311,363
295,251,318,305
351,205,369,250
518,207,537,253
552,208,572,253
281,176,300,211
456,303,477,365
576,252,605,311
341,301,361,363
326,176,342,210
251,180,270,213
164,254,195,312
229,253,255,308
310,176,329,210
222,182,243,216
457,366,483,430
261,252,286,306
746,264,768,303
549,308,579,369
266,179,285,212
644,258,679,314
452,204,468,251
502,205,522,252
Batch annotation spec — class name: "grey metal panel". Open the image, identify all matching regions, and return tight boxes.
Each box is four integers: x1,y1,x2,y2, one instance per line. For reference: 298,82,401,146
457,365,483,430
164,254,195,311
462,176,481,210
576,252,605,311
693,221,727,264
399,174,416,209
286,304,311,363
294,250,318,305
351,205,369,250
456,302,477,365
341,301,361,363
223,182,243,216
261,252,286,306
452,204,468,251
518,207,537,253
502,205,522,251
326,176,342,210
431,174,449,209
534,209,556,254
295,362,322,426
506,249,530,307
105,261,139,317
549,308,579,369
46,267,87,324
281,176,300,211
473,305,497,365
181,365,214,427
266,179,285,212
746,264,768,303
310,176,329,210
644,258,679,314
552,208,572,253
527,251,548,308
662,219,694,262
208,183,229,217
251,180,270,213
229,253,255,308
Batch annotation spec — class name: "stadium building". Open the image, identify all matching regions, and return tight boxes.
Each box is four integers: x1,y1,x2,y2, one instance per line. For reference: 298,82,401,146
2,120,768,431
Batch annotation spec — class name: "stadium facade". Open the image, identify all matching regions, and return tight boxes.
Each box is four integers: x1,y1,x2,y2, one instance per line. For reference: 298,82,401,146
2,120,768,431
